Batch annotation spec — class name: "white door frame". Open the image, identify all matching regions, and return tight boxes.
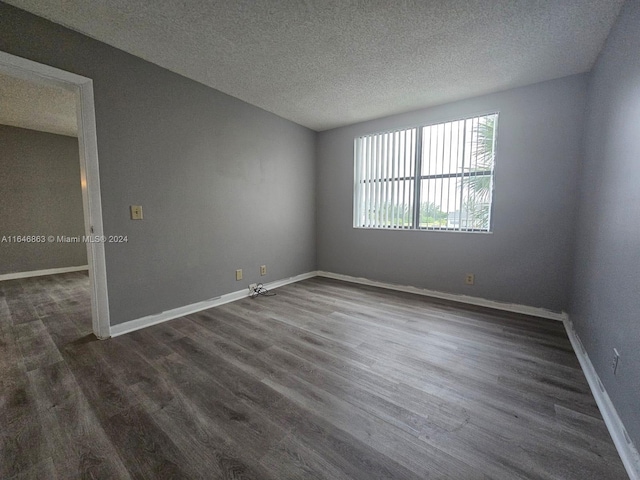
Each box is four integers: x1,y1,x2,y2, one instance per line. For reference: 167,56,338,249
0,51,111,339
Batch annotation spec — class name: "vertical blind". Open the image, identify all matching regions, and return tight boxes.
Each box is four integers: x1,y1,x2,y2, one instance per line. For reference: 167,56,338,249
353,113,498,232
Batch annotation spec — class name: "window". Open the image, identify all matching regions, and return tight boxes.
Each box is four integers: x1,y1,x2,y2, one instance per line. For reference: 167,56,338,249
354,113,498,232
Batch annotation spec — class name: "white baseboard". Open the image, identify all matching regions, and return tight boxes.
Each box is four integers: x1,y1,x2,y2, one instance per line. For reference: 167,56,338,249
317,271,566,322
109,271,318,337
0,265,89,282
563,317,640,480
111,269,564,337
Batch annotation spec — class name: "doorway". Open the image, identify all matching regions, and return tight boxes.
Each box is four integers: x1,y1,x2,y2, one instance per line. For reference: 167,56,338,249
0,50,110,339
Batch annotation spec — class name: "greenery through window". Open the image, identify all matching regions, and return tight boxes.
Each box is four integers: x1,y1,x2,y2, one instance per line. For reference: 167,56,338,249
353,113,498,232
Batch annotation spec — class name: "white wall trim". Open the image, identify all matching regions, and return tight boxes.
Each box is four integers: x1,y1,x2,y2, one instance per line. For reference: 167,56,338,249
0,51,111,339
110,271,318,337
0,265,89,282
563,317,640,480
111,269,566,337
317,271,566,321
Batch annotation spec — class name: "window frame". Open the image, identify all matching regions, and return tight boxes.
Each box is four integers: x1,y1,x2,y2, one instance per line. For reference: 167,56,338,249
353,112,499,233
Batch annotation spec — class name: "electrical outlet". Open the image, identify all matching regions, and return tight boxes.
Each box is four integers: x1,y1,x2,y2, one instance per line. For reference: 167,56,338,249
235,269,242,281
249,283,257,293
465,273,475,285
612,349,620,375
260,265,267,276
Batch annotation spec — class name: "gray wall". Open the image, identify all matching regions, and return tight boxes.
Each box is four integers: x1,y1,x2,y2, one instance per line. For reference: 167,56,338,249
317,75,587,312
569,0,640,447
0,3,316,325
0,125,86,275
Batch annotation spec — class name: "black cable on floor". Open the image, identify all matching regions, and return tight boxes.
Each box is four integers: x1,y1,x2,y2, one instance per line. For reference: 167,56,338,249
250,283,276,298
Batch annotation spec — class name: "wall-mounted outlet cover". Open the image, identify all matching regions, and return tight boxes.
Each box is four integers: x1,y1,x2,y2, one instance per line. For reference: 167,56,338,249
260,265,267,276
236,269,243,281
465,273,475,285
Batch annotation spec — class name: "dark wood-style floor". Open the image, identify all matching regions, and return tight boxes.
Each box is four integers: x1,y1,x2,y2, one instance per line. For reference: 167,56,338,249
0,272,627,479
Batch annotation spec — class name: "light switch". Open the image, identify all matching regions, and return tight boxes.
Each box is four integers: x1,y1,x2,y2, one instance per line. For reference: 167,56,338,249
130,205,143,220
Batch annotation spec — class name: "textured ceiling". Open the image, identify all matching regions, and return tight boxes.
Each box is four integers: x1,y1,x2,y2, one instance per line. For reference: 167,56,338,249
0,72,77,136
5,1,624,131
